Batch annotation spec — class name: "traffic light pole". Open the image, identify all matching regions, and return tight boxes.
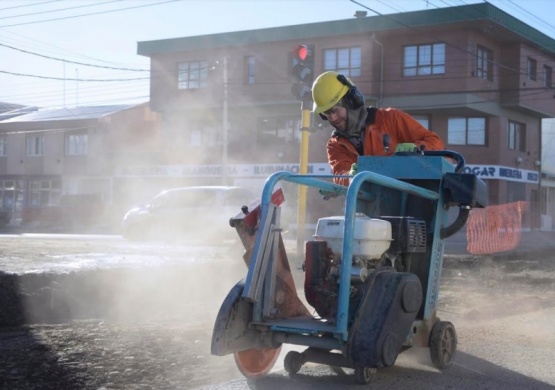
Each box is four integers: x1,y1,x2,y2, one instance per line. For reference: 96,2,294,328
296,98,311,259
289,43,315,259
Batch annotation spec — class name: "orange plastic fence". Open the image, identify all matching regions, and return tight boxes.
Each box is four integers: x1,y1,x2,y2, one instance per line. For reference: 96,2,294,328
466,201,528,255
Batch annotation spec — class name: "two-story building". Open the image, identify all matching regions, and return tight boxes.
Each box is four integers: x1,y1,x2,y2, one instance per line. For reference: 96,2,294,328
0,103,161,227
134,2,555,229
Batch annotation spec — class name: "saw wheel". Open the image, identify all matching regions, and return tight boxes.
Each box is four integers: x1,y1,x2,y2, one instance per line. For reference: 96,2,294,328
234,346,282,378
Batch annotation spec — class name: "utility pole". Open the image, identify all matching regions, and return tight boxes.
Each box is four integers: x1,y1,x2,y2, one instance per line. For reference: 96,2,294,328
75,68,79,107
222,56,228,185
63,61,66,107
297,101,311,256
289,44,315,258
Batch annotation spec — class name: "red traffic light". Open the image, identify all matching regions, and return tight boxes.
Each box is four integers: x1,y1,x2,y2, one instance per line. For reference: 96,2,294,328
294,45,309,61
291,44,315,102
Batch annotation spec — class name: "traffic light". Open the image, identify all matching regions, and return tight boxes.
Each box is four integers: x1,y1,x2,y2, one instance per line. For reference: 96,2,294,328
290,44,315,101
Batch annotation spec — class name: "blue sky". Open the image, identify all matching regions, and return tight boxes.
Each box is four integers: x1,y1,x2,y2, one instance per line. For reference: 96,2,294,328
1,0,555,109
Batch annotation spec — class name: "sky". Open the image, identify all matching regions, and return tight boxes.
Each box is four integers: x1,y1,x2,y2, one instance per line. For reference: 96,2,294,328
2,0,555,110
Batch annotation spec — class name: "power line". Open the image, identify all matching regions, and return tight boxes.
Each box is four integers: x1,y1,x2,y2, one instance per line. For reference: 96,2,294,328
0,0,64,12
0,69,149,82
494,0,555,38
0,0,123,21
0,27,146,66
0,42,148,72
0,0,183,28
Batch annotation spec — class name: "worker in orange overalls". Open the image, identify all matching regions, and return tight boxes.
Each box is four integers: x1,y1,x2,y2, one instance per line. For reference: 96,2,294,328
312,71,444,186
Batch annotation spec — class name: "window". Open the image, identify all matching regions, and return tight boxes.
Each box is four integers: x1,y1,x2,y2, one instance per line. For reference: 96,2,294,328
178,60,208,90
411,115,430,130
245,56,255,84
65,133,88,155
403,43,445,76
508,121,526,152
190,124,220,147
257,117,301,145
324,47,361,77
476,45,493,81
29,179,61,207
0,136,6,156
544,65,552,87
447,117,486,145
26,135,44,156
527,57,537,81
0,179,24,211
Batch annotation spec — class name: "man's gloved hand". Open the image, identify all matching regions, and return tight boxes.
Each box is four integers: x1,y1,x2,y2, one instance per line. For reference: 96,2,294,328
349,163,357,175
395,143,418,153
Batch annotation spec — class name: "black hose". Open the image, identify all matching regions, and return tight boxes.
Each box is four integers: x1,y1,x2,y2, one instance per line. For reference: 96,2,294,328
440,207,470,239
423,150,465,173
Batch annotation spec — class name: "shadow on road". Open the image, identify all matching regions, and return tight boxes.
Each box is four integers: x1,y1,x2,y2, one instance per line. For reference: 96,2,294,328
0,271,88,389
213,350,555,390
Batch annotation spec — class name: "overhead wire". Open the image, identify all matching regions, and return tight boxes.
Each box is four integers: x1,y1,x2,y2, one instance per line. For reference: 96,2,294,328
0,42,148,72
2,0,555,109
0,0,180,106
0,0,124,21
0,69,149,82
0,26,147,66
0,0,183,28
0,0,64,12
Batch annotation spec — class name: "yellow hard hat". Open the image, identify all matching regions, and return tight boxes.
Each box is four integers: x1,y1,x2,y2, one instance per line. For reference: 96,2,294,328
311,71,350,114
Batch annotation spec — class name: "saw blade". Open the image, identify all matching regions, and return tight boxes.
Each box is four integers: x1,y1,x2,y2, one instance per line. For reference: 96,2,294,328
233,346,282,378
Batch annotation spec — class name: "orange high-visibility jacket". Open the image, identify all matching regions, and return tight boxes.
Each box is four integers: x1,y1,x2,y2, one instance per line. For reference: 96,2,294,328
327,107,444,186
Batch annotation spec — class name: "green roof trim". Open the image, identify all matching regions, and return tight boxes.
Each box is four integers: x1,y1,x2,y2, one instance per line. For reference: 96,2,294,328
137,3,555,56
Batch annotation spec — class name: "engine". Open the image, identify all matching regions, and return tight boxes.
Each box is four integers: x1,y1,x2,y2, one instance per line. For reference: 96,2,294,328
304,213,426,322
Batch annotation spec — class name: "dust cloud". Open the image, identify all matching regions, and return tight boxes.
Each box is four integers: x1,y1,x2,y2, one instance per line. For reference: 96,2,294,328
437,251,555,339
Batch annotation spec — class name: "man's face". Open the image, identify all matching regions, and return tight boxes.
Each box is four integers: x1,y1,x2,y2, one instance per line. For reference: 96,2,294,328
323,104,347,131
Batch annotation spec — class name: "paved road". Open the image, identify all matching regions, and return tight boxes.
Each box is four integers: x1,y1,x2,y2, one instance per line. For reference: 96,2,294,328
1,232,554,389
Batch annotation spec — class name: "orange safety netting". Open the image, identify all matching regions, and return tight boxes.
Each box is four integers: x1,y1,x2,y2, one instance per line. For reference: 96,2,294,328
466,201,528,255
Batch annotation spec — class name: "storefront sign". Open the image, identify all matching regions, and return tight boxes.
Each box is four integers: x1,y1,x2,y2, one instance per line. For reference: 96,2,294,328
118,163,538,184
461,165,539,183
118,163,332,177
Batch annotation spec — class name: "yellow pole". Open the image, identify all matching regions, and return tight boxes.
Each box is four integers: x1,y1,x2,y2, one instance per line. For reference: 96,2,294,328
296,105,311,258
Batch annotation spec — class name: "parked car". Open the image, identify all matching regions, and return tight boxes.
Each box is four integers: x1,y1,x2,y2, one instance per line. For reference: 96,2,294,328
121,186,254,242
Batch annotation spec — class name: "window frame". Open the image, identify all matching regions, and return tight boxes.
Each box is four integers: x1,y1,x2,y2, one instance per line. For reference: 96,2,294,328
476,45,493,81
177,60,209,90
323,46,362,77
527,57,537,81
65,133,88,156
544,65,552,88
244,56,255,84
508,120,526,152
0,136,6,156
403,43,445,77
411,115,430,130
447,117,487,146
26,135,44,156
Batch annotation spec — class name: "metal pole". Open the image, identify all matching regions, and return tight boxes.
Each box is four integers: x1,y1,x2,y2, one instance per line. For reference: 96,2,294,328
222,57,229,185
371,34,384,107
296,100,311,257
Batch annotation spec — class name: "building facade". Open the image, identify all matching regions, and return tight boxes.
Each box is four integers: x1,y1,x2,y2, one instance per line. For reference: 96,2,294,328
134,3,555,228
0,103,161,227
